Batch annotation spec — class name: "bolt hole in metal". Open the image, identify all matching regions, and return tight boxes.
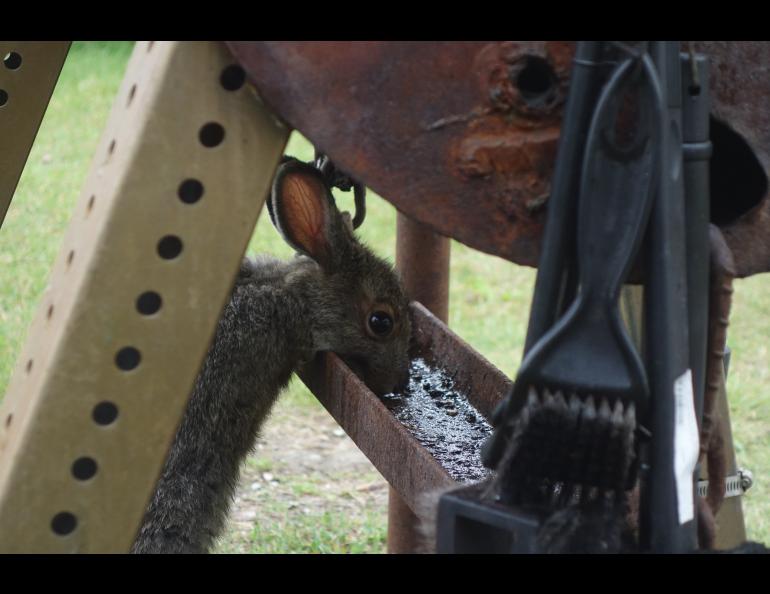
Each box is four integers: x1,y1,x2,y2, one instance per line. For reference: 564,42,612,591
220,65,246,91
66,250,74,267
178,179,204,204
71,457,98,481
199,122,225,148
47,304,54,320
92,402,119,426
3,52,22,70
115,347,141,371
136,291,162,315
86,194,95,215
157,235,183,259
710,115,768,225
25,359,33,373
0,89,8,107
127,84,137,106
5,414,11,428
51,512,77,536
108,139,116,156
515,56,557,105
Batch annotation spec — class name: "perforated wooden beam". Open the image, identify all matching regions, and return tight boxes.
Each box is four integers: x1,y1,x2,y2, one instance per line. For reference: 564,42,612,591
0,41,289,552
0,41,70,228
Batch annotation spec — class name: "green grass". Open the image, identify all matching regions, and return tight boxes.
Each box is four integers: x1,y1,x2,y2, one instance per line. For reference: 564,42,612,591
217,501,386,554
0,41,134,388
1,41,769,550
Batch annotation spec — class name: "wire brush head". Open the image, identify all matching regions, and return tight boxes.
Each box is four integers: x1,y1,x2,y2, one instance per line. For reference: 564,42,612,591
487,386,637,509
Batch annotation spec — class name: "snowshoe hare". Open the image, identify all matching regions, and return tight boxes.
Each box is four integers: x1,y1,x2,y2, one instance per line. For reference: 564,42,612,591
132,158,411,553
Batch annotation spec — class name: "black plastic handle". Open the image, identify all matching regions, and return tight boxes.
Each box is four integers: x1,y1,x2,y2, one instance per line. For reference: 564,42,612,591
575,57,663,311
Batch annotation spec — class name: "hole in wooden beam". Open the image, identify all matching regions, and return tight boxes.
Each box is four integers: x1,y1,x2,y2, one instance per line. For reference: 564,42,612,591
92,402,119,426
51,512,77,536
220,64,246,91
199,122,225,148
157,235,183,260
136,291,162,316
178,179,203,204
115,347,141,371
72,457,98,481
3,52,22,70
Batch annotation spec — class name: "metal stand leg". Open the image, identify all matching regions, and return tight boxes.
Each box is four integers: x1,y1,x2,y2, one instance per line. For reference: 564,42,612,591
621,287,747,549
388,213,450,553
0,41,289,552
0,42,70,229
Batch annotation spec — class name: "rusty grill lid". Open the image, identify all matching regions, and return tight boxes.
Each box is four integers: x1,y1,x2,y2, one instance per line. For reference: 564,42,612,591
227,41,770,279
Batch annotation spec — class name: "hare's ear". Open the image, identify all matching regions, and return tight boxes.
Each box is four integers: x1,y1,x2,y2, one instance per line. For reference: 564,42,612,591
270,160,349,272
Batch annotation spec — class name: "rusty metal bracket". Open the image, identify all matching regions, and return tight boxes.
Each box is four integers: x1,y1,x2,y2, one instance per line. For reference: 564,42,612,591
0,41,70,229
298,302,512,514
0,41,289,552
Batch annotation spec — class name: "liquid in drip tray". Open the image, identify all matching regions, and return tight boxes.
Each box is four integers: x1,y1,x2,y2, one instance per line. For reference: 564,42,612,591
380,358,492,483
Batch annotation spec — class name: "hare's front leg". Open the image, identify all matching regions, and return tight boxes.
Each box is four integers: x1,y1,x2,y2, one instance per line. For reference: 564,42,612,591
132,280,301,553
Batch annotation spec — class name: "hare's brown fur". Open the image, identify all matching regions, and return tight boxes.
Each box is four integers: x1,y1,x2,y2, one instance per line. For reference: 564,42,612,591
132,161,410,553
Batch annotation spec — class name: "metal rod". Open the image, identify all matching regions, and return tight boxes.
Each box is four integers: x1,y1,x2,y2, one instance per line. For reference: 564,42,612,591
681,51,711,427
396,214,451,321
387,490,424,553
640,40,698,553
708,363,748,548
389,213,451,553
298,302,511,515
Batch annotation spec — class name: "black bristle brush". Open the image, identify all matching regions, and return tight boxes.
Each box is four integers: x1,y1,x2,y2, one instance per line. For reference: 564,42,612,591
483,51,665,508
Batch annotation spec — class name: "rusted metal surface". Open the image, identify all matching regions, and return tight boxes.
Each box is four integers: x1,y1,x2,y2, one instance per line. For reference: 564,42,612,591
692,41,770,278
298,350,455,512
697,225,743,549
227,41,572,269
386,490,424,553
396,214,451,323
411,303,513,422
702,227,736,495
227,41,770,278
390,215,451,552
708,376,747,549
297,302,513,514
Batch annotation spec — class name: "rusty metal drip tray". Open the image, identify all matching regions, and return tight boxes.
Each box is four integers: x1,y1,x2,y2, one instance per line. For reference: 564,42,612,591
297,301,513,512
379,357,492,484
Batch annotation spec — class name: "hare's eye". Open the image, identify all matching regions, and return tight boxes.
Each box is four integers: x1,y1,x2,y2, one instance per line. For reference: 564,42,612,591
368,311,393,337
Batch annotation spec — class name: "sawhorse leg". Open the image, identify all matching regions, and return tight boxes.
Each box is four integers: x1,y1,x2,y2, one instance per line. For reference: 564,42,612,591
0,41,70,229
0,41,289,552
